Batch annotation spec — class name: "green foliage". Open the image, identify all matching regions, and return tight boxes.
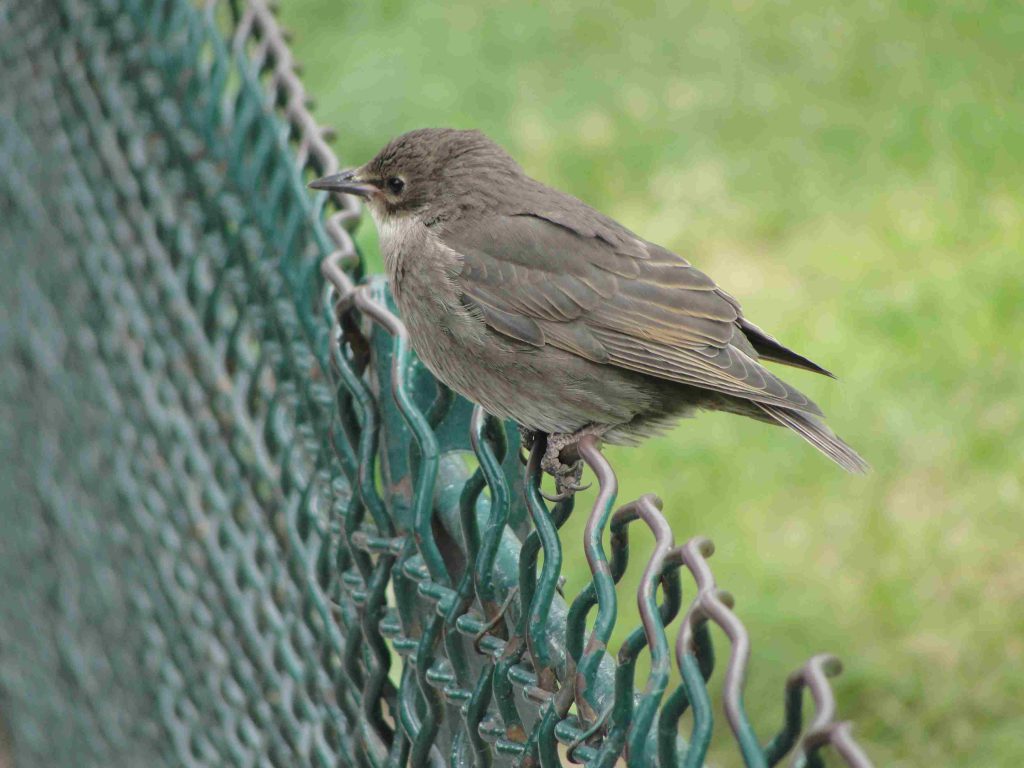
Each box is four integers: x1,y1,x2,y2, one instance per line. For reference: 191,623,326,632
282,2,1024,765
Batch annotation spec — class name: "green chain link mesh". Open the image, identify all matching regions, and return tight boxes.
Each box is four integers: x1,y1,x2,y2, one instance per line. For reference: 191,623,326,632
0,1,874,766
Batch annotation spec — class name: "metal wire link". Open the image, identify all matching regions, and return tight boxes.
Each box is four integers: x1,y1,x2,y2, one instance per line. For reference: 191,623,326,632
0,0,873,766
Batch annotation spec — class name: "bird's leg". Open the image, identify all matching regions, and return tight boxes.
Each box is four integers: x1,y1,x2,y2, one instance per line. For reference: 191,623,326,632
540,425,608,499
518,426,538,465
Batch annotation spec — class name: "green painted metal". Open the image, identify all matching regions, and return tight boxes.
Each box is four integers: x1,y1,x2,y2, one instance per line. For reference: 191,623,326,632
0,1,874,766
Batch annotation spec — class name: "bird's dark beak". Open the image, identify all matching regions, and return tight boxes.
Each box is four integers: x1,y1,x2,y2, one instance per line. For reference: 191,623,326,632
308,169,377,198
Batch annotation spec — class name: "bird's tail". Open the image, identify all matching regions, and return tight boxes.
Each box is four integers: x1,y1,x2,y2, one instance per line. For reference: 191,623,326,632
756,403,869,474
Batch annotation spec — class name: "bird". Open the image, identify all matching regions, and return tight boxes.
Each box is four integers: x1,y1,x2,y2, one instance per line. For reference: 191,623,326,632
310,128,867,495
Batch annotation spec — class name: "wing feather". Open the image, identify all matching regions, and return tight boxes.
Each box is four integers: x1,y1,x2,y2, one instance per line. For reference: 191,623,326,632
444,213,824,415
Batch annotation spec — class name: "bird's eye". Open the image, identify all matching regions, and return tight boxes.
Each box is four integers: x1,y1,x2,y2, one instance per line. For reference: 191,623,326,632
386,177,405,194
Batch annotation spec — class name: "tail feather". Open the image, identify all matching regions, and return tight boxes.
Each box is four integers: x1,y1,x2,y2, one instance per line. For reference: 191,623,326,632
756,403,868,474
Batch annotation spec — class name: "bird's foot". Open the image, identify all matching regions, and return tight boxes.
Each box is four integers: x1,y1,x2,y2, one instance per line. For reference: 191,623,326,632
540,461,586,502
538,426,607,500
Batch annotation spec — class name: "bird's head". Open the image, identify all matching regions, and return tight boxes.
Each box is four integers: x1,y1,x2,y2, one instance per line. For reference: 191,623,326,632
309,128,523,225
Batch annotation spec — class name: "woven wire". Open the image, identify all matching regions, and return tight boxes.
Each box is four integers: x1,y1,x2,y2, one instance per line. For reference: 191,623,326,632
0,1,873,766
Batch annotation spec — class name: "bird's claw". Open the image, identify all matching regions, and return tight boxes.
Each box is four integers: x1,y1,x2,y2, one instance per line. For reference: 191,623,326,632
567,478,592,494
540,487,570,503
541,478,591,502
539,459,589,501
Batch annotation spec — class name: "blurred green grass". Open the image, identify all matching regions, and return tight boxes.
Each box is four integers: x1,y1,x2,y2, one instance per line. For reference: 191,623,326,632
281,1,1024,765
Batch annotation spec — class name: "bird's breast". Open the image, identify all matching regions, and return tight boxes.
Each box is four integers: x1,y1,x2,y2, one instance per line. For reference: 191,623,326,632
375,215,477,336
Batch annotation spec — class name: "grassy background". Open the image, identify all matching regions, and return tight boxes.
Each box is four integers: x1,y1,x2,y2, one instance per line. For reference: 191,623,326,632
280,2,1024,765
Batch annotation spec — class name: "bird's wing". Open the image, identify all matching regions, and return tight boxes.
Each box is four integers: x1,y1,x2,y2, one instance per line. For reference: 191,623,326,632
442,212,822,415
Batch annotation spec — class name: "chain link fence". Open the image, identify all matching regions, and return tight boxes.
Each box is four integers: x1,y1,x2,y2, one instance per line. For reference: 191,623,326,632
0,1,874,766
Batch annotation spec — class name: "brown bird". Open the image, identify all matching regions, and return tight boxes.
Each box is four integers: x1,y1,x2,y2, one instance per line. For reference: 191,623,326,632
311,128,866,495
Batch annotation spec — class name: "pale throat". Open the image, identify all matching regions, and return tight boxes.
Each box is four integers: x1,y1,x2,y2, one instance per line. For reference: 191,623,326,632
369,206,424,287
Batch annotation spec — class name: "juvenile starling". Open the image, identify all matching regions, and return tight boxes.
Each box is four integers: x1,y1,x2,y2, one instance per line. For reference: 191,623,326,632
311,128,867,494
